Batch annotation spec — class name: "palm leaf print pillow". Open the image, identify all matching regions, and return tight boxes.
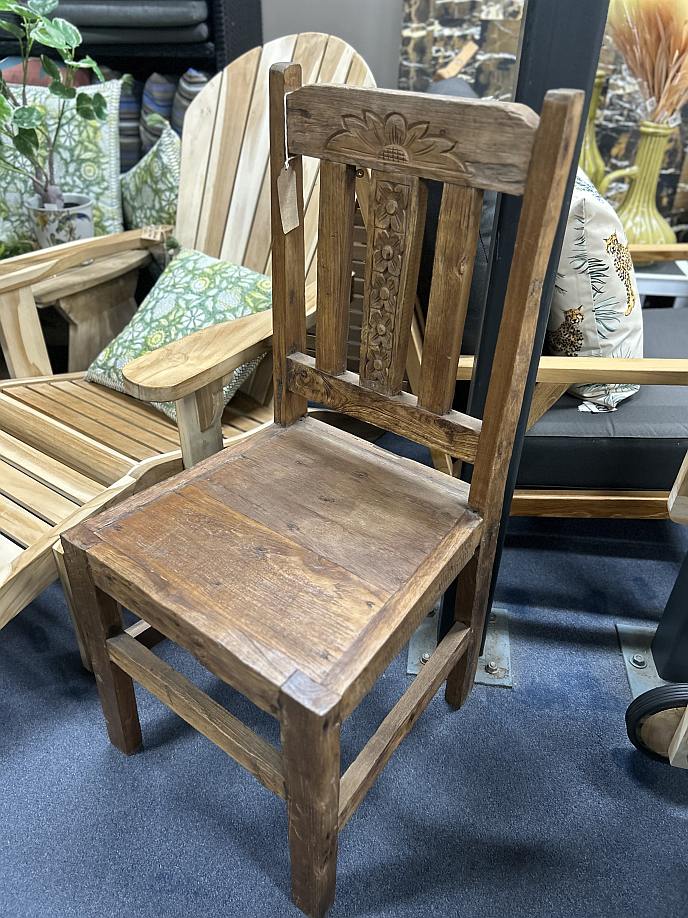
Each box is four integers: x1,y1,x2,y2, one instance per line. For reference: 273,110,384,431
546,170,643,411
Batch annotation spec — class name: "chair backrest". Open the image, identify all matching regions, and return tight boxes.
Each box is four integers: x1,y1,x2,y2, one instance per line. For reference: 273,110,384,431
269,65,583,527
175,33,374,285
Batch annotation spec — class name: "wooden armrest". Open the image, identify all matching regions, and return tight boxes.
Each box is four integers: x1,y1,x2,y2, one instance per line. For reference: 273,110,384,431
669,452,688,525
456,355,688,386
0,227,172,294
32,250,151,305
630,243,688,264
124,283,318,403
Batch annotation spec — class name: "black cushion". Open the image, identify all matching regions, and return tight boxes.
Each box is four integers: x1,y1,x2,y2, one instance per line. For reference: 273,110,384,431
78,24,210,45
520,308,688,490
56,2,209,28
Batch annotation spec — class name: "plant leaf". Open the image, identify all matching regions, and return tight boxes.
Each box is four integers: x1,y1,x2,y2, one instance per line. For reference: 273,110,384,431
48,79,76,99
12,105,43,129
91,91,107,121
0,18,24,40
72,54,105,83
31,16,81,50
41,54,61,80
75,93,95,121
0,94,11,123
28,0,59,14
13,127,39,159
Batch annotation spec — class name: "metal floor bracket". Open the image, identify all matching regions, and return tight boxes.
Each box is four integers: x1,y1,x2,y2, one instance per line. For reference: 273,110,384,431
616,622,669,699
406,606,512,689
475,608,512,688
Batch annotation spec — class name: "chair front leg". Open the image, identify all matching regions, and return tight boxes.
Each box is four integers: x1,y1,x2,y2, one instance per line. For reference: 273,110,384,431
280,673,341,918
61,535,142,754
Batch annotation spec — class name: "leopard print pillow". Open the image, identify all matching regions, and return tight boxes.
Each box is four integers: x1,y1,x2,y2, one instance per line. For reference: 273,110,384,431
546,170,643,411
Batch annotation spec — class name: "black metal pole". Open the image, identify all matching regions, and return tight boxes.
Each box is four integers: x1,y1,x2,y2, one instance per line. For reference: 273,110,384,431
441,0,610,640
651,551,688,682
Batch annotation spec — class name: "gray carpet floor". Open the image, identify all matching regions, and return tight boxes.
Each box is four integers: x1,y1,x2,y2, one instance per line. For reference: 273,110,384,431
1,511,687,917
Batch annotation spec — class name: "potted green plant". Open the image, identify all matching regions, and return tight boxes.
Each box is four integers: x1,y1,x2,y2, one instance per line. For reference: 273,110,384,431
0,0,107,247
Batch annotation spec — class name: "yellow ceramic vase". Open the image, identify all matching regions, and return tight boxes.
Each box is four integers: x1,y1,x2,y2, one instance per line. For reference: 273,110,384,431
601,121,677,246
580,69,606,189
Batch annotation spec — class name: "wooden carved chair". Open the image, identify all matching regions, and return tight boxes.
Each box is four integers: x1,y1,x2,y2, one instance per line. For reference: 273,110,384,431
0,33,374,638
62,68,582,916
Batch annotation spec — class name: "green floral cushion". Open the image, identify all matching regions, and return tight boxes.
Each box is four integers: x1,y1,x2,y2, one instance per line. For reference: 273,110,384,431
0,80,123,249
85,248,272,420
121,122,181,229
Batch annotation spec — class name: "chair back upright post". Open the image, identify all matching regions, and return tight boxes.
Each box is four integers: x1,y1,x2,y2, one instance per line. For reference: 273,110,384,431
269,65,583,536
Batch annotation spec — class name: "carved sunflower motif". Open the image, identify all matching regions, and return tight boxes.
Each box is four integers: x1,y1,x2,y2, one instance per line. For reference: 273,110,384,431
326,110,468,174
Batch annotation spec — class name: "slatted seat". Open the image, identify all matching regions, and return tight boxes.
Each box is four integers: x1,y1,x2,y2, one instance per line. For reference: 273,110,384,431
0,33,374,634
63,70,582,917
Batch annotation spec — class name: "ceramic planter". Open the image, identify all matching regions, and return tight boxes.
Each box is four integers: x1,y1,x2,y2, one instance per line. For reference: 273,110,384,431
580,69,606,189
600,121,677,246
27,193,94,249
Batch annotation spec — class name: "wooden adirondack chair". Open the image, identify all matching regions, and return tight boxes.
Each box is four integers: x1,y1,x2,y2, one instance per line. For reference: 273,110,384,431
0,33,374,638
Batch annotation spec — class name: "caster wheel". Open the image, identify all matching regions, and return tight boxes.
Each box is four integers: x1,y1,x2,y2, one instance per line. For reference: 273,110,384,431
626,684,688,764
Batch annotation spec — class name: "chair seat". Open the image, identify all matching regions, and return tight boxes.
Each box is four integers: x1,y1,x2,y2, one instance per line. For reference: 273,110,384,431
76,417,483,715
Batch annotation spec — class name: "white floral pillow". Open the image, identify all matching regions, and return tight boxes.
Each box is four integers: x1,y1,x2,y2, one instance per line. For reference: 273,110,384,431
86,248,272,420
121,122,180,229
0,79,123,249
546,170,643,411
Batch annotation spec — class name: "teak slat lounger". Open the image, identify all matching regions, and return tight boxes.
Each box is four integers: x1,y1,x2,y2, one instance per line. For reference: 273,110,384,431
0,34,375,635
63,68,583,916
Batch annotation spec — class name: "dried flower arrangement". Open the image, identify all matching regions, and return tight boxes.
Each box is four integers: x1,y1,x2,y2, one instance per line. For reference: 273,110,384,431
608,0,688,125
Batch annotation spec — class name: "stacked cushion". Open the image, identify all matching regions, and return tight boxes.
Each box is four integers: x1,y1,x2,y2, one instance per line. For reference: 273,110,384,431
141,73,177,152
171,69,209,135
86,248,273,419
55,1,209,44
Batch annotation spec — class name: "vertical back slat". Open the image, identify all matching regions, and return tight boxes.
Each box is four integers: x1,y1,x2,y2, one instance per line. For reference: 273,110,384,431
468,90,584,521
418,184,483,414
175,70,224,250
359,172,427,396
316,162,357,376
193,48,262,257
221,34,300,265
270,63,308,427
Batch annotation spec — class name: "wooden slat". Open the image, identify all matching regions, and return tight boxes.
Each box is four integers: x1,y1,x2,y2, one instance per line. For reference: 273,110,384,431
286,353,481,462
0,393,132,485
107,632,286,796
66,380,180,443
669,451,688,525
0,371,84,389
0,285,52,378
456,354,688,386
270,63,308,427
0,492,53,546
0,533,23,567
0,428,100,503
6,387,156,461
339,623,471,828
316,161,357,375
286,85,539,193
175,68,225,251
195,49,261,257
32,250,150,305
221,34,299,266
32,383,176,454
510,489,670,519
359,171,427,396
526,382,569,429
241,32,333,274
418,184,483,414
0,458,80,524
